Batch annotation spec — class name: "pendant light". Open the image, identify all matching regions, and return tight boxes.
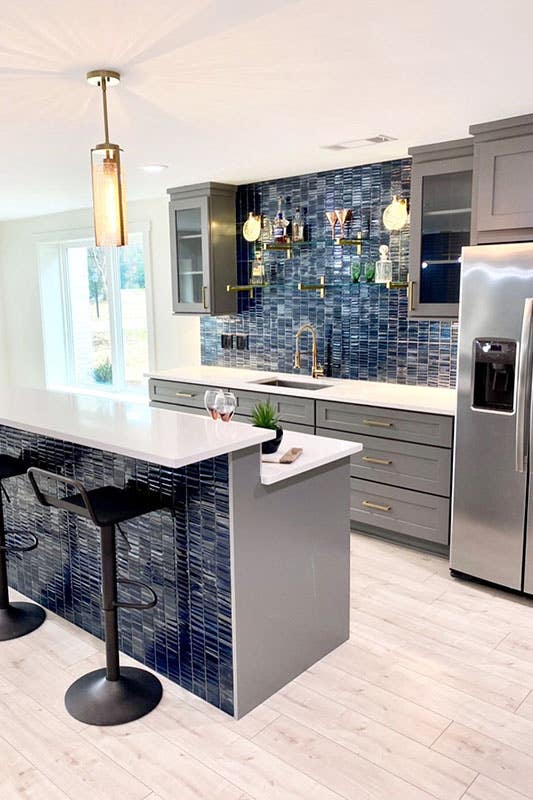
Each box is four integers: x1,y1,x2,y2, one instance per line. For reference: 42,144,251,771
87,69,128,247
382,195,409,231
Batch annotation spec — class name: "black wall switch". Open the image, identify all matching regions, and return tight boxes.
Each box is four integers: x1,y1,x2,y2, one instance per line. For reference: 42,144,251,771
235,334,249,351
221,334,233,350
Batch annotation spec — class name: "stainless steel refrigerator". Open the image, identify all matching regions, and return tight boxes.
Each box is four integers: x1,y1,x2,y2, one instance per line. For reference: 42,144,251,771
451,242,533,592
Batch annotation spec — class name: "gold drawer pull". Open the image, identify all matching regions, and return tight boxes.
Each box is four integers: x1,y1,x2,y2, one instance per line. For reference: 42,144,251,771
202,285,208,309
175,392,196,398
362,456,393,466
363,419,394,428
362,500,392,513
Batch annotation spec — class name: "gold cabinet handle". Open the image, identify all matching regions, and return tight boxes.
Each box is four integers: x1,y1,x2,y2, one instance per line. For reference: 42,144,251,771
202,285,208,309
363,419,394,428
362,456,393,466
408,279,416,312
362,500,392,512
175,392,196,398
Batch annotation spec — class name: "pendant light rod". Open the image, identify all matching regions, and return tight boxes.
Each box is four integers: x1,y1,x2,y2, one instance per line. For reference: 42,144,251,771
86,69,121,146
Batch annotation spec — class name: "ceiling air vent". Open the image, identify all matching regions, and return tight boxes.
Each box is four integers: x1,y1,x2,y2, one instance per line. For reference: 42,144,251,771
321,134,397,151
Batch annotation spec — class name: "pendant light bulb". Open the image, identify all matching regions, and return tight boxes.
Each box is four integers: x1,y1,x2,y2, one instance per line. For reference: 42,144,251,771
87,70,128,247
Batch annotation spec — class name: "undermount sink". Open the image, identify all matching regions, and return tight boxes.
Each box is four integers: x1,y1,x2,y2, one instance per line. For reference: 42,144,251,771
250,378,333,391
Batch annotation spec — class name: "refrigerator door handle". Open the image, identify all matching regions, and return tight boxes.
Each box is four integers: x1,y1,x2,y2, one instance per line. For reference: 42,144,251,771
516,297,533,472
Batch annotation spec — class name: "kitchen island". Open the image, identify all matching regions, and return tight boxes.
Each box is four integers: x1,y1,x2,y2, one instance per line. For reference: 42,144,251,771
0,387,359,718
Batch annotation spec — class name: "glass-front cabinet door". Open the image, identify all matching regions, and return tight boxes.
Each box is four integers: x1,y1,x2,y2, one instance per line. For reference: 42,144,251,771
408,141,473,319
170,195,210,313
168,182,237,315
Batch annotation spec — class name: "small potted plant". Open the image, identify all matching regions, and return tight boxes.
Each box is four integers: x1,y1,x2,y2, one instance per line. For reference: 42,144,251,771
251,401,283,454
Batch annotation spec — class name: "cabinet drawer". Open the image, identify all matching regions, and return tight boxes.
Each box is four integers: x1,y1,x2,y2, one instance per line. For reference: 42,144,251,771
149,380,209,409
316,428,451,497
350,479,450,545
269,395,315,426
316,401,453,447
232,389,269,417
150,400,205,416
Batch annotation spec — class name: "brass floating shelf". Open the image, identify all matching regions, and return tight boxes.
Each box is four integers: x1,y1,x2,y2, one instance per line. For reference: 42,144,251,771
298,275,327,299
262,242,293,259
334,237,364,255
226,283,269,299
386,279,416,312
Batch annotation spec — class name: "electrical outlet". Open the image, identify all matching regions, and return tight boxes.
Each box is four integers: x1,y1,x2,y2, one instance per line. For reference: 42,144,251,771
235,334,249,351
220,334,233,350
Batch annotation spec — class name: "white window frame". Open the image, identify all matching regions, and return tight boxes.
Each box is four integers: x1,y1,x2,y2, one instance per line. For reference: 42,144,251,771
37,222,155,396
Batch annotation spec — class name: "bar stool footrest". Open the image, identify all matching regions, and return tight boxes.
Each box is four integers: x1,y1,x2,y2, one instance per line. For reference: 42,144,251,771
0,531,39,554
65,666,162,725
115,578,158,610
0,602,46,641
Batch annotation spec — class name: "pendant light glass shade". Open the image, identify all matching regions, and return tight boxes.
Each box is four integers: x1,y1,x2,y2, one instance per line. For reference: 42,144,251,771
382,196,409,231
91,145,128,247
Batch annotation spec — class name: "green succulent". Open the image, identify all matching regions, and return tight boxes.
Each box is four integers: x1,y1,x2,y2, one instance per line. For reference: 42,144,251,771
251,401,280,430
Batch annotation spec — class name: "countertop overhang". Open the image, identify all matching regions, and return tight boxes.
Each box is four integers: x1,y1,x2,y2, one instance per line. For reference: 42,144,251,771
0,386,275,469
147,366,457,416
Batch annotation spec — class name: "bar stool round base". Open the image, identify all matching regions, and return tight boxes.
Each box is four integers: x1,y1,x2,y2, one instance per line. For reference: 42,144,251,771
65,666,163,726
0,602,46,641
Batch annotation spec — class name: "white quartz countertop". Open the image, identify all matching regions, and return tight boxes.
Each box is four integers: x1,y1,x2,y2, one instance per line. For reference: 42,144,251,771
260,430,361,486
0,386,276,469
147,366,457,416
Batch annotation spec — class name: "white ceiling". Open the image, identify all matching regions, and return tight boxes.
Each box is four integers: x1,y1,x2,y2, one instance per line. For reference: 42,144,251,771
1,0,533,220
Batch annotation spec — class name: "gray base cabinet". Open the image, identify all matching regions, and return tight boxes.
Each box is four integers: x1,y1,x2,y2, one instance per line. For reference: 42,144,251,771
149,378,454,550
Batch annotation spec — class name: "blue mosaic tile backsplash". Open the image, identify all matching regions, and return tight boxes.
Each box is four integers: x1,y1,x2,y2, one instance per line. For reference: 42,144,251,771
201,159,458,387
2,426,234,715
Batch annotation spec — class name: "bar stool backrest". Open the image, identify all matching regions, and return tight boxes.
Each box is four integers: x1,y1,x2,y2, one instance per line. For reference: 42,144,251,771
27,467,99,526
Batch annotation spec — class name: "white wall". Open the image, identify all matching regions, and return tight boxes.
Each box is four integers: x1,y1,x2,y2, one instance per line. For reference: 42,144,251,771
0,197,201,389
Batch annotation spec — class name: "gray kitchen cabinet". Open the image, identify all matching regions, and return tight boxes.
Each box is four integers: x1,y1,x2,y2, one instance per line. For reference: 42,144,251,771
168,182,237,315
350,479,450,546
408,138,473,320
148,378,453,550
316,428,451,497
316,400,453,447
470,114,533,244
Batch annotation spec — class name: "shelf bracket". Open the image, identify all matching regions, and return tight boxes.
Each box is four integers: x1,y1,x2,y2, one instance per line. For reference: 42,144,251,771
226,284,268,299
386,278,416,312
297,275,326,299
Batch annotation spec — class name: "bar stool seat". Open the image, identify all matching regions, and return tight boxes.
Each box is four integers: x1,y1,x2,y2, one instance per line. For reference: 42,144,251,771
67,485,162,526
28,467,163,726
0,454,46,641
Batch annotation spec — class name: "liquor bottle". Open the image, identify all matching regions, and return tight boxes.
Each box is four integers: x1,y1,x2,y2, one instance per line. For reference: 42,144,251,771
250,251,266,285
260,214,274,243
292,207,305,242
273,196,289,243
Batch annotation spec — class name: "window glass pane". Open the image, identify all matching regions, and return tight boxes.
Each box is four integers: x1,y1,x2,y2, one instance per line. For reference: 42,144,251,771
117,234,149,390
66,245,113,386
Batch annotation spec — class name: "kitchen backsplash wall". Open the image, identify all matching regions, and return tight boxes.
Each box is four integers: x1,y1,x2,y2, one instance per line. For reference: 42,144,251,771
201,159,458,388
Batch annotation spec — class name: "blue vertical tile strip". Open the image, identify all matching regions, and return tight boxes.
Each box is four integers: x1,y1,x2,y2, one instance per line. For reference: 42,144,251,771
201,158,458,388
1,425,234,715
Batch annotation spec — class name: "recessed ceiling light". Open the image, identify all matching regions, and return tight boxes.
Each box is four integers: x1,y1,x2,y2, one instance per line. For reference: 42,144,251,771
321,134,397,151
140,164,168,173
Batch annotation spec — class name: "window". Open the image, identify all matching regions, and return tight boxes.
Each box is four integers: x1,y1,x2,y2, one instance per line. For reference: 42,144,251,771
39,228,153,396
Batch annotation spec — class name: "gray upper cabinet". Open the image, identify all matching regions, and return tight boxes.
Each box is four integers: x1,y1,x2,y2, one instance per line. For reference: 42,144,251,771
168,182,237,315
408,138,473,320
470,114,533,244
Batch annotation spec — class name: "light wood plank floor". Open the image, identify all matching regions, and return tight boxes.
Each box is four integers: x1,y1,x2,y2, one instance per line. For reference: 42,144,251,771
3,532,533,799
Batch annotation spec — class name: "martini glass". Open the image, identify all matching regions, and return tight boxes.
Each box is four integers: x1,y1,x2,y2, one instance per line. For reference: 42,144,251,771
325,211,338,241
335,209,351,239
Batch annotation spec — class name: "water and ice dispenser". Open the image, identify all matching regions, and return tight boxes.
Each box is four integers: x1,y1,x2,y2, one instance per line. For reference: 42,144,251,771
472,339,516,413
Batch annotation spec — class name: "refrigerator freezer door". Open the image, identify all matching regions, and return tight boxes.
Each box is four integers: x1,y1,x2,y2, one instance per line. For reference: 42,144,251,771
451,243,533,590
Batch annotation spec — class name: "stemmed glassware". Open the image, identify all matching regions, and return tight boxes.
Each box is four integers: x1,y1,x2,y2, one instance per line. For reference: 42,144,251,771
218,392,237,422
335,209,350,239
325,211,338,240
204,389,236,422
204,389,224,420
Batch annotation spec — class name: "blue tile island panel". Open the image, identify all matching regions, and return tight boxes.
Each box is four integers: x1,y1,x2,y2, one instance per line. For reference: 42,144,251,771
1,424,234,715
201,158,458,388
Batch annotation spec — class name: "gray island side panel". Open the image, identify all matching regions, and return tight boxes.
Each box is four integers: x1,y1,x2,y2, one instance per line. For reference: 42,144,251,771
229,447,351,718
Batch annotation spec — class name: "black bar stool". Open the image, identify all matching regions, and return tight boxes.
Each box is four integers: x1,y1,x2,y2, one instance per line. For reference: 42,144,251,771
0,455,46,640
27,467,164,726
